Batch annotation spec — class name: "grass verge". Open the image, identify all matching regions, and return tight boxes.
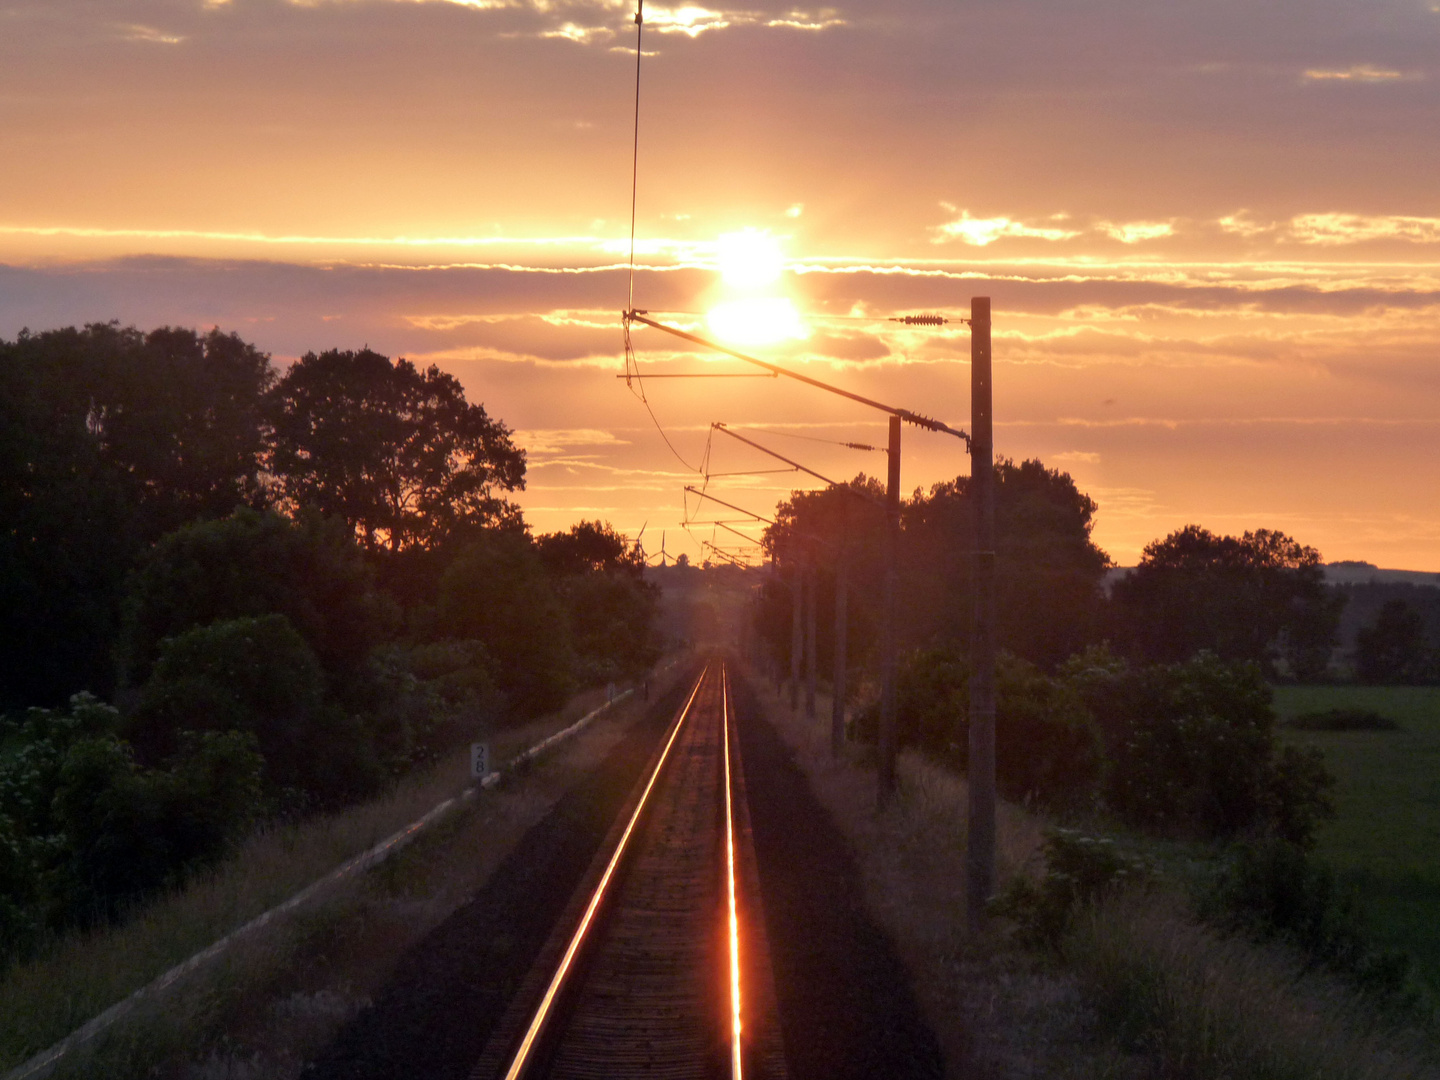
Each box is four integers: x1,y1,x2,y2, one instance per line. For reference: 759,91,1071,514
1272,684,1440,989
756,673,1440,1080
1069,889,1437,1080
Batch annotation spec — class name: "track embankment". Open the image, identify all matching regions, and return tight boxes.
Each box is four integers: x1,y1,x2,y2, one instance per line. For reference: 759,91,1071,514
304,659,942,1080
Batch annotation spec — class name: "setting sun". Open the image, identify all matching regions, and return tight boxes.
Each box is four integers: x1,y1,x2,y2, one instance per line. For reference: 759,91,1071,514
715,228,784,289
707,297,808,345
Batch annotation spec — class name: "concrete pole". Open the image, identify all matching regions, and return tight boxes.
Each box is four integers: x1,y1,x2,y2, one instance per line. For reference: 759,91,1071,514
831,551,848,755
789,558,802,712
805,561,818,718
878,414,902,800
967,296,997,931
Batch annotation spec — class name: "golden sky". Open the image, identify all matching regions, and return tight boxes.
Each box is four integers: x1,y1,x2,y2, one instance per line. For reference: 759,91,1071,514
2,0,1438,568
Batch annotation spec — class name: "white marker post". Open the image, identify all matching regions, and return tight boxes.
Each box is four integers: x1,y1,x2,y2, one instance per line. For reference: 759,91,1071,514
470,742,491,781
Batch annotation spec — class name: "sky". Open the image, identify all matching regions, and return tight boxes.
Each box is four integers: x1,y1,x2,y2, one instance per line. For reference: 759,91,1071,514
2,0,1438,569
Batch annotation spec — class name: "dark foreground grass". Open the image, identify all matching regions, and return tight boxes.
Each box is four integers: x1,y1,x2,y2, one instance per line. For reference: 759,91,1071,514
761,676,1439,1079
1272,685,1440,991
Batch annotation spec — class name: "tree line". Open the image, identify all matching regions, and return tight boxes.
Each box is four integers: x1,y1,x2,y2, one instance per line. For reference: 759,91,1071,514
0,323,660,962
752,459,1436,849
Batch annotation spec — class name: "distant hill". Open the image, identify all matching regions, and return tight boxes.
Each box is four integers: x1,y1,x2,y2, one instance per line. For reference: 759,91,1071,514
1104,562,1440,590
1321,561,1440,587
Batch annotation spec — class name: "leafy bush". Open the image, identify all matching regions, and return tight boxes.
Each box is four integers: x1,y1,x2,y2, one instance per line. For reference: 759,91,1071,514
50,729,263,924
0,695,262,962
128,614,384,808
119,507,389,696
437,532,576,717
559,571,661,684
1063,649,1334,843
856,647,1101,808
1201,839,1416,1007
362,640,501,771
991,828,1153,950
1285,708,1399,731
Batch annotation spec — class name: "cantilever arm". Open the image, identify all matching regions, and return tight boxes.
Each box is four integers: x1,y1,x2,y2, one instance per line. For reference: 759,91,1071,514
684,486,778,524
624,310,971,448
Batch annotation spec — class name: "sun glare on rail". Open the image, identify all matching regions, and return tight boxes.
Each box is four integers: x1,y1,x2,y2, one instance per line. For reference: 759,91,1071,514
722,666,744,1080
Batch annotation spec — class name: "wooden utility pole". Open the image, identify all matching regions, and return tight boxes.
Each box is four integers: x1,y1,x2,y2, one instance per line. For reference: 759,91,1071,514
831,551,848,755
804,562,818,718
878,414,902,799
789,559,802,712
967,296,996,931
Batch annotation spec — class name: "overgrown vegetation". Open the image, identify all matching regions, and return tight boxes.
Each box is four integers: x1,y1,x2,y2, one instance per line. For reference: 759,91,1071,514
1274,684,1440,991
760,676,1440,1080
0,325,661,971
1287,707,1399,731
750,453,1440,1074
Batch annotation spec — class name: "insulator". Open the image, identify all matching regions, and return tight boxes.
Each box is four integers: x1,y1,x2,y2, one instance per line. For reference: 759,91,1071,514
890,314,948,326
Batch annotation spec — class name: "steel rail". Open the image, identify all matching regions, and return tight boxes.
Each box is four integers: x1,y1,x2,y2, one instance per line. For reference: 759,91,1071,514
721,663,743,1080
499,664,710,1080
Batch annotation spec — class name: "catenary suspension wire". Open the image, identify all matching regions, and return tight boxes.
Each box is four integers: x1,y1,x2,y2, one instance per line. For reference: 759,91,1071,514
626,0,644,315
731,425,881,452
618,0,703,475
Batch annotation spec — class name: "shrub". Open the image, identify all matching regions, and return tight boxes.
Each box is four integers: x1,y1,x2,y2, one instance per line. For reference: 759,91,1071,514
437,532,576,717
119,508,388,697
134,615,323,756
1201,839,1416,1007
0,694,262,956
856,647,1101,808
1063,649,1334,843
51,730,263,924
1286,708,1399,731
559,572,661,684
991,828,1153,951
361,640,501,771
131,616,383,807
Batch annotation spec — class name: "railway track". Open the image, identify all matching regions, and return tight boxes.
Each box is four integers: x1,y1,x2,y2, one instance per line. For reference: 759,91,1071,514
470,659,786,1080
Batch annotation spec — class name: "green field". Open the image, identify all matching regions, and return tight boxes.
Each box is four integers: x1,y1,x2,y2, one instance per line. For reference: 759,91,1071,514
1272,685,1440,989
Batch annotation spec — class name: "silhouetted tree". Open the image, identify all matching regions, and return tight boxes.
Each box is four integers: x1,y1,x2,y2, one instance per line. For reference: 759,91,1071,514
436,532,576,716
1111,526,1341,678
538,522,658,680
119,508,387,694
537,520,645,577
904,459,1111,666
0,324,274,707
755,460,1109,673
1355,599,1436,684
266,349,526,552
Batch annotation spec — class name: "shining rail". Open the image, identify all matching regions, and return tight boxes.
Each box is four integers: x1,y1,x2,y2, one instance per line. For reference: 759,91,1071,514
473,659,784,1080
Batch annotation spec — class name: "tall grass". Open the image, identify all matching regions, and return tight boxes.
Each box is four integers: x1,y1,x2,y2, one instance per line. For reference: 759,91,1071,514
1068,889,1439,1080
0,681,631,1073
757,674,1440,1080
754,682,1086,1079
1273,683,1440,988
